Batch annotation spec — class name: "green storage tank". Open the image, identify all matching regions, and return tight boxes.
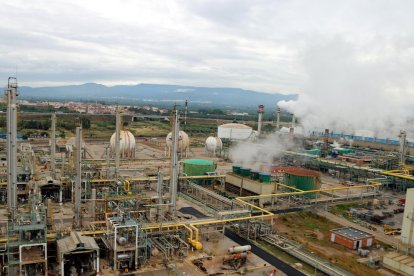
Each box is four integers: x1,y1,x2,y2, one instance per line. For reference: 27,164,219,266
232,165,241,174
259,172,271,183
240,167,251,177
283,169,321,199
183,159,216,176
304,149,321,156
250,170,260,180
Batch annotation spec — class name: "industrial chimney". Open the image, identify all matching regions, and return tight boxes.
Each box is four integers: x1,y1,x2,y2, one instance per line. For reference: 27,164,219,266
257,104,264,136
324,129,329,151
276,106,281,130
399,130,407,164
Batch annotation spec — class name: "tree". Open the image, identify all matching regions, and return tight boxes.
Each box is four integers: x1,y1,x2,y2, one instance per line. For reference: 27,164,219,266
81,118,91,129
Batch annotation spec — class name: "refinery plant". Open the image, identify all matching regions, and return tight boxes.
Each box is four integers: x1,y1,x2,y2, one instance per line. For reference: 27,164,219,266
3,77,414,276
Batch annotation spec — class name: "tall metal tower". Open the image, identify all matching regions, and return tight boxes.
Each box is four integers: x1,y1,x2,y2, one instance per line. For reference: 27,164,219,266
169,108,180,216
5,77,18,219
51,113,56,178
115,106,121,179
74,126,82,228
399,130,408,165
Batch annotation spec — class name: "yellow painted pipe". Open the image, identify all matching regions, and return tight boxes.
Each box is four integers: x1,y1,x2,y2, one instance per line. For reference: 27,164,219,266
91,175,226,183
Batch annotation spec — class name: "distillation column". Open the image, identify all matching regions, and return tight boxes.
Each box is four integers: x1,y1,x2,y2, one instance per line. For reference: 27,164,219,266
74,126,82,228
156,171,163,221
51,113,56,178
115,107,121,179
6,77,18,218
169,109,179,216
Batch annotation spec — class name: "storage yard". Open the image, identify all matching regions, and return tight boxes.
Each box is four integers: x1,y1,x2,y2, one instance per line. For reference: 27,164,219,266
3,79,414,276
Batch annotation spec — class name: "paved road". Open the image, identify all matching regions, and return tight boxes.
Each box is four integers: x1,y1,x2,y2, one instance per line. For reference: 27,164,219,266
317,210,400,247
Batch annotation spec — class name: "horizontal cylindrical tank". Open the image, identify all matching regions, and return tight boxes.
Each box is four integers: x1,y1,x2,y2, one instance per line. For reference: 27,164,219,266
228,245,251,254
117,236,127,246
284,168,321,199
304,149,321,156
117,253,132,260
223,252,248,262
182,159,216,176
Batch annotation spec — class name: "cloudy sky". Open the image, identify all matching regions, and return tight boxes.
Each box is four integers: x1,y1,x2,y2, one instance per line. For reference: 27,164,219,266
1,0,413,93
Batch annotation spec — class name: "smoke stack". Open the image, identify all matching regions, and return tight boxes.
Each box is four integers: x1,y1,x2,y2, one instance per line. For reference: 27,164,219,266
257,104,264,136
399,130,407,164
289,127,294,141
324,129,329,151
184,100,188,125
276,106,281,130
291,113,295,128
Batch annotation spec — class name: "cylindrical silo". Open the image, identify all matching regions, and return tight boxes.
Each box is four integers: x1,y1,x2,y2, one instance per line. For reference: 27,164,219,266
182,159,216,176
283,168,321,199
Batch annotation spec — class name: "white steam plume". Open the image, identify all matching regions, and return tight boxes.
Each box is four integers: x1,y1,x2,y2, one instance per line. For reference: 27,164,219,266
278,37,414,138
229,133,294,168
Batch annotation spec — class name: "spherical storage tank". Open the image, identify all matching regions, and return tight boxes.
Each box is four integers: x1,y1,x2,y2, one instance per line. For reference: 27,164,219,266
182,159,216,176
166,131,190,156
283,168,321,199
205,136,223,155
110,130,136,158
218,123,253,140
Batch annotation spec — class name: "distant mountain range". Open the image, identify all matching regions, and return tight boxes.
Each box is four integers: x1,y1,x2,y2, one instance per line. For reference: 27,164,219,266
19,83,297,108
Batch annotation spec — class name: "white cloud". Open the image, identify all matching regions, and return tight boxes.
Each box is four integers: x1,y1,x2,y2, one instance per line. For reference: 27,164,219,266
0,0,413,103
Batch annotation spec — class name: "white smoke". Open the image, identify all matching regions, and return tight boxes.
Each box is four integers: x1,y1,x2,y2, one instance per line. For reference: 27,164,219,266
229,133,295,168
278,37,414,138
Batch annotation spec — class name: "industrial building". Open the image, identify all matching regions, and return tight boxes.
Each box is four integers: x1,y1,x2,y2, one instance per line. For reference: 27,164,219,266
2,77,414,275
329,227,375,249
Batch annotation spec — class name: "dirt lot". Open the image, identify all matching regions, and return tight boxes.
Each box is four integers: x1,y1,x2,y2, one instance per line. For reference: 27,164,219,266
274,211,393,276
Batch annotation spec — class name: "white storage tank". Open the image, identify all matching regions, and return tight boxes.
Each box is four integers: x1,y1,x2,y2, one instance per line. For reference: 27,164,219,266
110,130,136,158
218,123,253,140
166,130,190,157
205,136,223,156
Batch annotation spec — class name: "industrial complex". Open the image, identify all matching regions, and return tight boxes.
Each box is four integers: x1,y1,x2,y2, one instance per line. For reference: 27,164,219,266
3,77,414,276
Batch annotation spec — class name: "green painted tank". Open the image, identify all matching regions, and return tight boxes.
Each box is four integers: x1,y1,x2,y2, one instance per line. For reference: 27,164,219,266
182,159,216,176
304,149,321,156
240,167,251,177
283,169,321,199
259,172,271,183
250,170,260,180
